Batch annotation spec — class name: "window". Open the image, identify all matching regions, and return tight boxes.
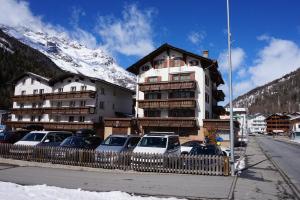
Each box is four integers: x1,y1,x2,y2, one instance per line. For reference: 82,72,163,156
205,93,210,103
33,89,38,95
171,73,191,81
80,101,86,107
205,111,210,119
79,116,85,122
81,85,87,91
20,103,24,109
58,88,63,93
31,79,35,84
99,101,104,109
38,116,42,122
38,102,43,108
32,103,37,108
145,92,161,99
154,59,165,69
173,57,184,67
69,101,76,107
100,88,105,95
22,79,26,85
71,86,76,92
17,115,23,121
21,91,26,95
168,109,195,117
169,91,194,99
141,65,150,71
30,116,35,122
144,109,161,117
147,77,158,83
75,79,79,82
39,89,44,94
56,101,62,108
167,137,180,150
189,60,199,66
205,74,210,87
54,116,61,122
69,116,74,122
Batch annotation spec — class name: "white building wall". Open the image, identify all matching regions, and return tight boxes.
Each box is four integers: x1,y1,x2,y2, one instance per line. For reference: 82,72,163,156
135,50,218,127
248,114,267,133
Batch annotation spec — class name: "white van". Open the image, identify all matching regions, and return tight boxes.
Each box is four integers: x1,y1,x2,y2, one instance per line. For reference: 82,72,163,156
133,134,181,155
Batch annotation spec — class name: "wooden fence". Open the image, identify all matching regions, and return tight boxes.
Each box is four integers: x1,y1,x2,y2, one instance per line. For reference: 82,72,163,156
0,144,229,176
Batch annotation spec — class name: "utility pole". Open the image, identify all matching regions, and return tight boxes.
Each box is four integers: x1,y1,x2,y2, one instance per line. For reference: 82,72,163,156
227,0,235,176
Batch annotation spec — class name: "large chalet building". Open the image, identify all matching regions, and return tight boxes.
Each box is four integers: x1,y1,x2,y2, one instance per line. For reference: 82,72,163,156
105,43,225,140
7,72,133,137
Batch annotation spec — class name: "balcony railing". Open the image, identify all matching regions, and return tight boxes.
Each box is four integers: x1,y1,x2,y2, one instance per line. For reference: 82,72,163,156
138,98,196,109
5,121,94,130
138,117,197,127
11,107,96,115
104,118,132,127
212,90,225,101
12,90,96,102
139,80,196,91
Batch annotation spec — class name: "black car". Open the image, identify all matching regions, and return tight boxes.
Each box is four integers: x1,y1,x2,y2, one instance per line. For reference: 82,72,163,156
60,136,102,149
189,145,224,156
0,130,30,144
75,129,96,137
36,131,74,147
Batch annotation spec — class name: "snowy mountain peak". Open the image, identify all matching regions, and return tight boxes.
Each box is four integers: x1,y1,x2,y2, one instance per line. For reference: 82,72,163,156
0,24,136,90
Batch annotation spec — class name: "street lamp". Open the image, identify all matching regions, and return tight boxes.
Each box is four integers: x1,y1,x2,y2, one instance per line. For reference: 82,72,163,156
226,0,235,176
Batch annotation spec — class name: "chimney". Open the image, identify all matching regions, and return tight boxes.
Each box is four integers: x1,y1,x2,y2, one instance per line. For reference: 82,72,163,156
202,50,209,58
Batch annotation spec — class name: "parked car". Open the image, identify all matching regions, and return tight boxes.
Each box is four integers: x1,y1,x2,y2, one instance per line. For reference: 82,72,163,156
94,135,140,164
189,144,224,156
220,146,231,157
180,140,203,154
53,136,103,160
14,131,73,146
60,136,102,149
131,134,181,168
0,130,30,144
75,129,96,137
37,132,74,147
95,135,141,153
133,134,181,155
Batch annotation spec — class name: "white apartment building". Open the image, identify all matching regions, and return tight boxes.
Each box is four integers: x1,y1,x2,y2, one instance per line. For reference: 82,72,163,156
225,107,248,136
248,113,266,134
125,43,225,137
8,72,133,137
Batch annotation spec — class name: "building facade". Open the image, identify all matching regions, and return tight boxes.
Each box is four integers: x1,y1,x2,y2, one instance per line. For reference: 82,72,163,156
266,113,290,134
224,107,248,136
122,43,225,139
7,72,133,137
247,113,266,134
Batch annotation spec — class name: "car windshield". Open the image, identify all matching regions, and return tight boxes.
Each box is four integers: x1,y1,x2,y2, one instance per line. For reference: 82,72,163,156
193,146,216,155
60,137,85,147
102,137,127,146
138,137,167,148
21,132,45,142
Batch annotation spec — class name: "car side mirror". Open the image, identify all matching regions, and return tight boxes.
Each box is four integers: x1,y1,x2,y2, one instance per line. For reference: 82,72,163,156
44,139,50,143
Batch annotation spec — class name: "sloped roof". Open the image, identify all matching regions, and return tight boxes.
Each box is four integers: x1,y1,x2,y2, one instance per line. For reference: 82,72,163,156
13,72,50,84
126,43,224,85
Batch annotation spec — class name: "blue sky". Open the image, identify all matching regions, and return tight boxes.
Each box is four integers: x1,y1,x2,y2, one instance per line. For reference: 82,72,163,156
1,0,300,104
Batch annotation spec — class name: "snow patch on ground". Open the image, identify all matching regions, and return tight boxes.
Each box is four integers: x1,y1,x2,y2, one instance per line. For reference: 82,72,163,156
0,181,182,200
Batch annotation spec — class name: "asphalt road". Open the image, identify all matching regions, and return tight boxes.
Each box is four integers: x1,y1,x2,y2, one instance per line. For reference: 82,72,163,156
257,136,300,190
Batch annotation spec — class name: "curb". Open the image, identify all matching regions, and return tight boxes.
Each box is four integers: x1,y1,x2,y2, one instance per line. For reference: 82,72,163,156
256,138,300,200
274,138,300,147
227,175,238,200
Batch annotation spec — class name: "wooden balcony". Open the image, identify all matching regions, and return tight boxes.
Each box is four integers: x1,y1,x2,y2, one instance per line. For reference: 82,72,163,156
212,90,225,101
139,80,196,92
11,107,96,115
45,90,96,100
12,90,96,103
138,117,197,127
212,106,226,116
5,121,94,130
138,98,196,109
104,118,132,127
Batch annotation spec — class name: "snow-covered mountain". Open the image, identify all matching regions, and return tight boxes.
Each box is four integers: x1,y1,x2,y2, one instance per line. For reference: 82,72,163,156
0,24,136,90
231,67,300,114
